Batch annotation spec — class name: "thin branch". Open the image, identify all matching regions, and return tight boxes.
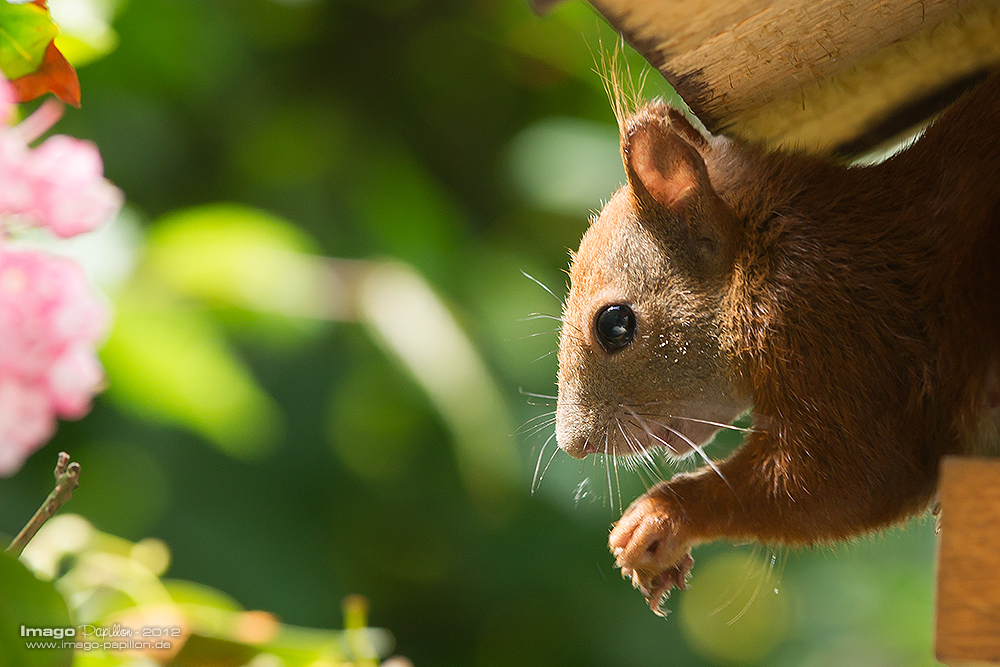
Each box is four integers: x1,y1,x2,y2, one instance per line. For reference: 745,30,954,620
5,452,80,558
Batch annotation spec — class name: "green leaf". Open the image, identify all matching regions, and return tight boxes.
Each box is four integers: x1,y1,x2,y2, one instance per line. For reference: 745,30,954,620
144,203,327,347
164,579,244,612
101,285,282,459
0,2,59,80
145,203,320,308
50,0,125,68
0,552,73,667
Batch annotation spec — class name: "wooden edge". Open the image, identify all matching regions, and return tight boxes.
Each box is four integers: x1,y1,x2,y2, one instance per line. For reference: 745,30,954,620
732,0,1000,154
582,0,1000,154
935,456,1000,665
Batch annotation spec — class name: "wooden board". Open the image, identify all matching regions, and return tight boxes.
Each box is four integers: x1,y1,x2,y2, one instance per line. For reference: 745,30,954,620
937,456,1000,665
536,0,1000,155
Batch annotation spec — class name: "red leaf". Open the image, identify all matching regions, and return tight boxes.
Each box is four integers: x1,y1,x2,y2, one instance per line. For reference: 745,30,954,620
10,41,80,108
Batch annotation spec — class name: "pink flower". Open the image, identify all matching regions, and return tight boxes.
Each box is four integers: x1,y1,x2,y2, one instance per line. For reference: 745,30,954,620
0,381,55,476
0,90,123,238
0,246,109,476
22,135,124,238
0,74,121,475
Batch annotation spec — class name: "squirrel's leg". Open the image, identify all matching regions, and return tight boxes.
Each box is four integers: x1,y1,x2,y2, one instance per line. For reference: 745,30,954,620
609,429,938,609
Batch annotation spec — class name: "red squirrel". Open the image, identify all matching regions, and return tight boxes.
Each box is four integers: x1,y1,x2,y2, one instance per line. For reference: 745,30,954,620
555,71,1000,613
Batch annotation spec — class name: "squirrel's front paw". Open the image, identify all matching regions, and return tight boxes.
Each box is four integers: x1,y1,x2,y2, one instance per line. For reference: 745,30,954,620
610,490,692,614
618,554,694,615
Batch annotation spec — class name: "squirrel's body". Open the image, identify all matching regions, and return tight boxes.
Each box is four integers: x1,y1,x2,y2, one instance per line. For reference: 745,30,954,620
555,71,1000,611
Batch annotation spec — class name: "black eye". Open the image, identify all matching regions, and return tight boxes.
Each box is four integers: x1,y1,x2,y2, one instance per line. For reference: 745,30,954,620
595,304,636,352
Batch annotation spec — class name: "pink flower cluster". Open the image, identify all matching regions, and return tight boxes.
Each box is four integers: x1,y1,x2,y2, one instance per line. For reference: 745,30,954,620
0,250,109,475
1,134,124,238
0,78,122,476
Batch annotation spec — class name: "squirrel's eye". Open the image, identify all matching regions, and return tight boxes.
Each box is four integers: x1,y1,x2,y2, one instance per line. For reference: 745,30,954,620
595,304,636,352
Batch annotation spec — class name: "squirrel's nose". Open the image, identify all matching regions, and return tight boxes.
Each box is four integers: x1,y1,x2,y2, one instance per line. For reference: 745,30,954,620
555,397,597,458
555,419,594,459
562,442,592,460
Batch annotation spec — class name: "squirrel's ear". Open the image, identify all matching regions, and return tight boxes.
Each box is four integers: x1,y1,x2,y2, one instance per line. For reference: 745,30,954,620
622,107,740,273
666,107,709,150
623,115,708,213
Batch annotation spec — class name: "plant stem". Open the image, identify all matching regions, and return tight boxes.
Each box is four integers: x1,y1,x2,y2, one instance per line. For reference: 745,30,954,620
5,452,80,558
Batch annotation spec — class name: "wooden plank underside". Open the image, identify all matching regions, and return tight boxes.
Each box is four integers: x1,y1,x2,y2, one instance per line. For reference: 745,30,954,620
936,457,1000,665
582,0,1000,154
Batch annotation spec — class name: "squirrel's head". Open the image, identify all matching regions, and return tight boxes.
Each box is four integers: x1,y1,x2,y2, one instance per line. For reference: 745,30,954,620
555,103,750,459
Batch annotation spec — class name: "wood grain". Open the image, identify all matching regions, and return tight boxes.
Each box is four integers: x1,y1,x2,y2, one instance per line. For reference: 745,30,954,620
576,0,1000,153
936,456,1000,665
590,0,961,121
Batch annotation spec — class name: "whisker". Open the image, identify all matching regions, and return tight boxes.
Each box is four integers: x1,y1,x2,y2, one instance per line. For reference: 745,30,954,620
521,270,562,303
631,407,756,434
641,416,741,504
524,398,556,407
627,411,680,455
631,461,657,488
615,419,637,512
532,349,558,363
727,549,773,626
519,388,557,400
604,429,615,512
516,410,556,429
574,477,592,505
630,440,664,484
773,547,788,592
532,432,560,494
515,412,556,435
667,414,757,434
557,317,587,339
624,411,668,483
667,427,734,495
515,414,556,437
518,313,564,323
519,419,557,439
635,433,675,481
513,329,561,340
709,544,760,619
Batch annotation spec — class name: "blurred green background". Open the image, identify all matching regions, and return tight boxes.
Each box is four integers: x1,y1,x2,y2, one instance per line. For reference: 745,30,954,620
0,0,941,665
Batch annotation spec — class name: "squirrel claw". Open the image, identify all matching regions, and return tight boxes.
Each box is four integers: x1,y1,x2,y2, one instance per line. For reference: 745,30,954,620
675,553,694,590
636,553,695,614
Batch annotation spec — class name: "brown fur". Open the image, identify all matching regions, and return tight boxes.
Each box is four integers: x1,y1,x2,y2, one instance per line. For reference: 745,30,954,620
555,71,1000,611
